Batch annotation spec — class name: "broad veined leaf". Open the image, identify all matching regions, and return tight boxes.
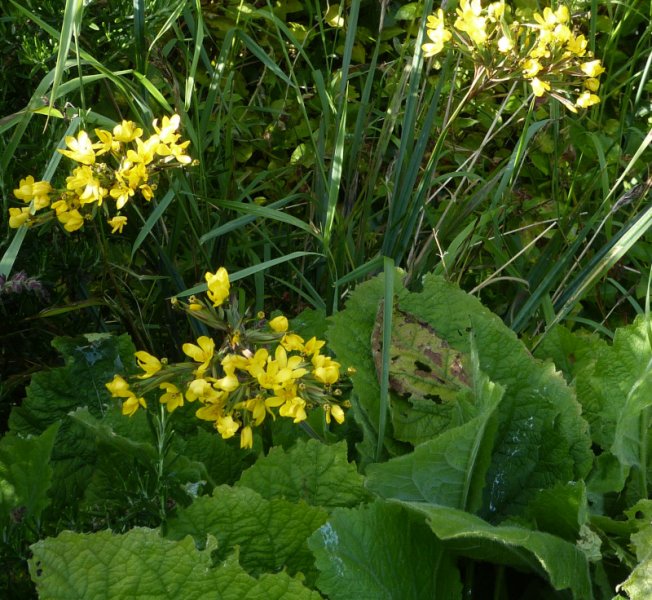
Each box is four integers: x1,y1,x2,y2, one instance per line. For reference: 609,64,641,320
533,325,601,385
571,317,652,493
619,500,652,599
236,439,368,509
365,355,503,512
69,407,208,515
307,500,461,600
9,333,136,435
166,485,327,579
524,481,589,541
398,275,592,519
397,501,593,600
372,304,479,445
0,422,60,530
181,427,256,487
575,317,652,451
29,528,322,599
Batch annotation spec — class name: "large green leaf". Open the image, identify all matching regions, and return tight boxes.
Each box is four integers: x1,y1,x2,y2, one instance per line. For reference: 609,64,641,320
9,333,136,435
308,500,461,600
166,485,327,579
397,501,593,599
29,528,322,599
0,422,60,530
533,325,601,385
236,439,368,509
365,360,502,512
619,500,652,599
374,304,481,445
573,317,652,486
69,407,207,519
181,427,256,487
398,275,593,519
540,318,652,495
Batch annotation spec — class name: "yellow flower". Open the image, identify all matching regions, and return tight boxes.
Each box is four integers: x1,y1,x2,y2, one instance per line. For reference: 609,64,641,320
522,58,542,79
312,353,341,385
110,181,135,210
195,401,225,421
279,396,307,423
221,352,250,372
57,209,85,232
238,395,274,426
422,9,452,57
66,166,107,205
576,92,601,108
281,333,305,352
533,6,569,29
122,394,147,417
107,215,128,234
186,378,224,403
182,336,215,374
58,130,96,165
553,24,571,44
140,183,155,201
324,403,345,424
487,1,506,20
135,350,162,378
530,77,550,97
93,129,120,155
159,382,184,412
566,34,587,57
8,207,31,228
113,120,143,143
14,176,53,209
240,425,253,449
269,315,289,333
243,348,270,378
106,374,133,398
152,114,181,145
455,0,487,46
216,414,239,439
51,199,69,215
156,139,192,165
580,60,605,78
205,267,230,307
584,77,600,92
214,372,240,392
257,345,308,390
303,337,326,357
126,136,157,166
497,36,513,53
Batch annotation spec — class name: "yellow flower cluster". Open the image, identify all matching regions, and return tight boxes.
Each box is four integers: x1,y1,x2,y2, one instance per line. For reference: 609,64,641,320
422,1,605,111
106,267,348,449
9,115,191,233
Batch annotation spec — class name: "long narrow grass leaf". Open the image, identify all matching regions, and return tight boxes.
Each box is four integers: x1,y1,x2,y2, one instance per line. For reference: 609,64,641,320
377,257,395,461
176,252,323,298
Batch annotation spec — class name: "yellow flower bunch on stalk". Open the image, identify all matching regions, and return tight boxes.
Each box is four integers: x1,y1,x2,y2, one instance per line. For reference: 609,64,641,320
106,267,349,449
422,1,605,111
8,115,192,234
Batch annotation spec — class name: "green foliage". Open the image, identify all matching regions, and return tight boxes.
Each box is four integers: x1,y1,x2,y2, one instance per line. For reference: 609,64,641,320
308,500,462,600
9,333,136,435
398,501,592,599
166,485,327,580
3,0,652,595
29,528,322,599
236,439,368,509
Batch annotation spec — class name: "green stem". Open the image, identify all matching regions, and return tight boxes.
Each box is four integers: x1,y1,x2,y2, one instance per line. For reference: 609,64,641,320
640,406,648,498
155,403,169,521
